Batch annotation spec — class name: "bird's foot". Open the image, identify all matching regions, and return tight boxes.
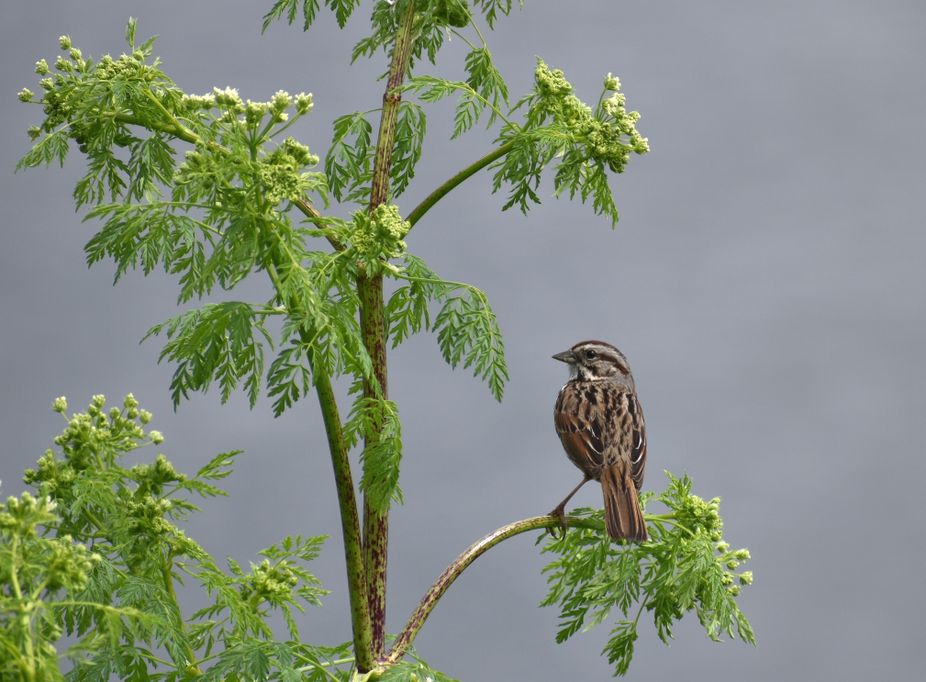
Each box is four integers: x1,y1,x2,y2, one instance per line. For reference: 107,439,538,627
547,503,569,539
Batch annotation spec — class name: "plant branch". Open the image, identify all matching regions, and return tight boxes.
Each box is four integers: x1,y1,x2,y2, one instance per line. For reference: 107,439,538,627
383,513,606,665
111,109,343,251
307,363,374,671
161,553,202,675
263,260,373,672
359,0,418,660
293,197,345,251
406,139,514,228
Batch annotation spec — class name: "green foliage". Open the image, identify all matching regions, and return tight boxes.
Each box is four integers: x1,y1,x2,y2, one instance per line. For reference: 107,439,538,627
2,395,336,681
391,102,427,197
326,112,374,204
262,0,360,31
378,657,459,681
145,303,272,407
492,60,649,225
432,288,508,402
344,397,404,512
387,254,508,401
540,473,756,677
13,6,752,679
348,1,520,66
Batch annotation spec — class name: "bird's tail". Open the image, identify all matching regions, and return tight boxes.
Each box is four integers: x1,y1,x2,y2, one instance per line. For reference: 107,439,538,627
600,464,648,542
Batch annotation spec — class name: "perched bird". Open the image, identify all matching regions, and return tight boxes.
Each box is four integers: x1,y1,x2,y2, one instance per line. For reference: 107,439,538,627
551,340,648,541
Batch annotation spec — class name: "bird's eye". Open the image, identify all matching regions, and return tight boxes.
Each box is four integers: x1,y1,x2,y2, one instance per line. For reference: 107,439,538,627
585,349,597,360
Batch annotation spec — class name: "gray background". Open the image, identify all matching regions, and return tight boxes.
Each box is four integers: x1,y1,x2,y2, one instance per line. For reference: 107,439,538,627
2,1,924,680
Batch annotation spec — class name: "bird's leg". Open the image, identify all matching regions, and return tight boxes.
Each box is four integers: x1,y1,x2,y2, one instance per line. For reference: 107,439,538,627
548,475,591,538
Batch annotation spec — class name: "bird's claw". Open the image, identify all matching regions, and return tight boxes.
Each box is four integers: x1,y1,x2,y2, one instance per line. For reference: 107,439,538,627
546,504,569,539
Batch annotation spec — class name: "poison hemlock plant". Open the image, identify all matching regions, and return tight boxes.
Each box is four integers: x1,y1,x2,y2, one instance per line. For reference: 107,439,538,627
9,2,754,679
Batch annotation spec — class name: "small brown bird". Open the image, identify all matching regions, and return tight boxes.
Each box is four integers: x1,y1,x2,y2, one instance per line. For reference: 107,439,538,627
552,340,648,541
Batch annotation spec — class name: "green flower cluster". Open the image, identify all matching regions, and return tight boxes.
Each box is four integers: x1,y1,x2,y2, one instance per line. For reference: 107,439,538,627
660,481,753,596
673,492,724,540
240,558,301,607
199,87,315,128
0,492,100,595
533,59,649,172
24,394,162,500
260,137,321,205
347,204,411,270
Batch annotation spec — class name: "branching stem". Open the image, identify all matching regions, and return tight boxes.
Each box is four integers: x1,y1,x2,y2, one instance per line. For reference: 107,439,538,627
383,513,606,665
263,260,373,671
406,139,515,228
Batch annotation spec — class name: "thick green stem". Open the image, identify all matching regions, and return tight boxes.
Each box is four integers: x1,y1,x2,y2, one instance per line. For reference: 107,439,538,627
311,360,374,672
406,139,515,228
384,514,606,665
359,1,418,660
264,260,373,672
357,272,389,658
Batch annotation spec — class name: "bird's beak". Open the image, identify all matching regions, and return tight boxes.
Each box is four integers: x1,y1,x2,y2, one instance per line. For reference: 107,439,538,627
552,349,576,364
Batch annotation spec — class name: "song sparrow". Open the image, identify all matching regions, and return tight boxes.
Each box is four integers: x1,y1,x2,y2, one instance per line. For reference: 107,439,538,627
551,340,648,541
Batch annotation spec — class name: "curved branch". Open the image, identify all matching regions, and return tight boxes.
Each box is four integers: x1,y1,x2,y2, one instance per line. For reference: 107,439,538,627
383,513,604,665
406,139,514,228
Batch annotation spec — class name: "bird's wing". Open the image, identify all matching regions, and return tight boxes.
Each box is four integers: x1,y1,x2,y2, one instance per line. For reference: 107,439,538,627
624,392,647,490
554,391,606,476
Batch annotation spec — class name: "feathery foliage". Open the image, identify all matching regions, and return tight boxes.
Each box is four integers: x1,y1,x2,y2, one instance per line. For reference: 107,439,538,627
2,395,334,680
540,474,755,676
12,3,754,679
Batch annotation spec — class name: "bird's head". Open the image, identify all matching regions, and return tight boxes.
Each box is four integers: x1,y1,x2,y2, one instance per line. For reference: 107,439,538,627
553,340,634,385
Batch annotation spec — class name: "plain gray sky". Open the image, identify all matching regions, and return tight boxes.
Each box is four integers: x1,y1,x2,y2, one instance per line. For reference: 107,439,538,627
2,1,925,680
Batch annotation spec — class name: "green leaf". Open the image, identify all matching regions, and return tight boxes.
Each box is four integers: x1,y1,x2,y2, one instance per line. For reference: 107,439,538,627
381,659,459,682
433,288,508,401
464,47,509,123
326,111,373,203
472,0,521,28
125,17,138,47
267,340,314,416
344,397,404,512
144,302,272,407
16,131,70,170
261,0,323,32
328,0,361,28
603,620,638,676
390,101,426,197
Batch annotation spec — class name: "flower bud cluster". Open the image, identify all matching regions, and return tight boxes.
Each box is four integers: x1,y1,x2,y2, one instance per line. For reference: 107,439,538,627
674,493,724,541
347,204,410,270
532,60,649,172
24,37,157,144
241,558,300,606
178,86,313,131
0,492,100,594
259,137,321,205
132,454,186,496
23,395,170,506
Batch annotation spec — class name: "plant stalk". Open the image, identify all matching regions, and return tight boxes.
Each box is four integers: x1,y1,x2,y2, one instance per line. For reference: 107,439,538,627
359,0,418,659
264,258,373,671
406,139,515,228
383,514,606,665
310,360,374,672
